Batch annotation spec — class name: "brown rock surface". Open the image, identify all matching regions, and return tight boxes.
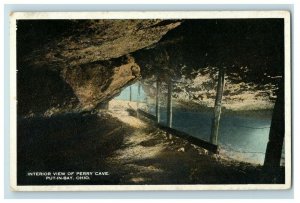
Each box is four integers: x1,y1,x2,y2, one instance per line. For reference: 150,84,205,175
17,20,181,115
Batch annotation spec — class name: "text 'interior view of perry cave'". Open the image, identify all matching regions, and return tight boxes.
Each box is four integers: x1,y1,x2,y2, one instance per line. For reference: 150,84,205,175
17,18,286,185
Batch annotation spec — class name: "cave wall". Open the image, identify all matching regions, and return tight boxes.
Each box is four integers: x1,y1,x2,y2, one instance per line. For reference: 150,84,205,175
17,20,181,116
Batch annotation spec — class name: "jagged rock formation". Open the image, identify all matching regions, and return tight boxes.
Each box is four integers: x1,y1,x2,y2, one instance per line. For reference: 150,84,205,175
62,56,140,110
134,19,284,111
140,67,277,111
17,20,181,116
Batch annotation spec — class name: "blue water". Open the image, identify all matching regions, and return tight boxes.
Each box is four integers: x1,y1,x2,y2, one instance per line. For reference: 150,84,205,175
148,106,276,165
156,108,270,152
114,83,284,165
114,83,146,102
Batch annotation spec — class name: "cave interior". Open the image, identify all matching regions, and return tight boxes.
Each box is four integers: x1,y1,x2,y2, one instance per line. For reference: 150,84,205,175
16,18,285,185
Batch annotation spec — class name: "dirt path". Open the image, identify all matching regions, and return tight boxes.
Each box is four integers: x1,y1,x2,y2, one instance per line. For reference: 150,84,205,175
106,100,176,184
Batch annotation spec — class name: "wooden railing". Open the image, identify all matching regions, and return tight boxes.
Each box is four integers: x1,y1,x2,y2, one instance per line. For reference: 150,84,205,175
137,109,218,154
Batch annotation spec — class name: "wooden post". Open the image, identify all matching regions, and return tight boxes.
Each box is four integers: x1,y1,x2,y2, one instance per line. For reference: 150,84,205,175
137,82,141,110
129,86,132,101
156,78,161,124
263,81,284,181
138,82,141,96
167,79,173,128
210,67,225,145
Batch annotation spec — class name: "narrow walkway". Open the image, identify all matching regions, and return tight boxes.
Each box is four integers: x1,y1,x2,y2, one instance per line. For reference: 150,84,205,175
105,100,268,184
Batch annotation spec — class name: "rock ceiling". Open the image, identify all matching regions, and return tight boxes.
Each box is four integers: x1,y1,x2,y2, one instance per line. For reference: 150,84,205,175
17,19,284,116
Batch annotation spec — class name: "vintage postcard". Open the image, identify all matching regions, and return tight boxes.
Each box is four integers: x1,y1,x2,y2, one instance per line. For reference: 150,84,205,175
10,11,291,191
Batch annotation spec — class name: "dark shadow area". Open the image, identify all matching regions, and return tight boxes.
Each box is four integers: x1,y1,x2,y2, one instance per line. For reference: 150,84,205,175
134,19,284,86
127,149,284,184
17,112,133,185
17,66,79,116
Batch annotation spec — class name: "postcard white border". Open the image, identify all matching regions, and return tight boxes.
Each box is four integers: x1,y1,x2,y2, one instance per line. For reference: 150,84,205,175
9,11,291,191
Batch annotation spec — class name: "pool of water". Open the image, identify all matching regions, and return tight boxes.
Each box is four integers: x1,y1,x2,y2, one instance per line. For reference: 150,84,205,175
114,83,146,102
153,107,284,165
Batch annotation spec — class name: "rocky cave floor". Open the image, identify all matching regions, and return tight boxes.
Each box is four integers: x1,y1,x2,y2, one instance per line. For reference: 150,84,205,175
17,100,284,185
